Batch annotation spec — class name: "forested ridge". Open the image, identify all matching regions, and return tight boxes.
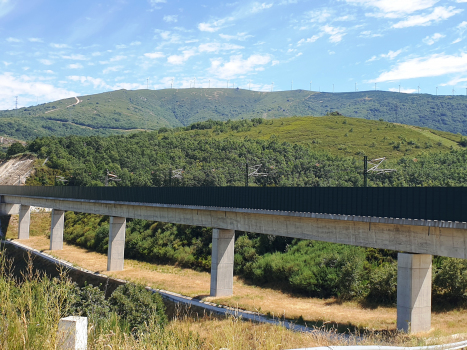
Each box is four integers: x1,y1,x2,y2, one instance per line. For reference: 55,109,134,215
1,88,467,140
10,117,467,305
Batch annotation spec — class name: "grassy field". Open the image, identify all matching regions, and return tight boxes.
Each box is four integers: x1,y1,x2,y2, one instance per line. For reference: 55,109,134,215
179,115,460,160
5,213,467,341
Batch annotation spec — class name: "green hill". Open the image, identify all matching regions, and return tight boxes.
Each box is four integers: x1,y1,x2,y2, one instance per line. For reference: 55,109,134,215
1,88,467,140
185,115,461,159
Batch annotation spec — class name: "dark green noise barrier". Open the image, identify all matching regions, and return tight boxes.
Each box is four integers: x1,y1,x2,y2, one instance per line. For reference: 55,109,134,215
0,186,465,223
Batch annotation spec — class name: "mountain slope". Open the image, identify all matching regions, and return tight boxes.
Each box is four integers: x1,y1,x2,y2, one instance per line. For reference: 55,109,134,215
1,89,467,140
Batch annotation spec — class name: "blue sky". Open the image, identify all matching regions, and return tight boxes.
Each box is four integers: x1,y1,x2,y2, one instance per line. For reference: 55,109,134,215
1,0,467,109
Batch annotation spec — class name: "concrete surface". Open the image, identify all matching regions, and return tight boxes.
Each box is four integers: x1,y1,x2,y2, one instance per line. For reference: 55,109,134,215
397,253,432,333
210,228,235,297
57,316,87,350
50,209,65,250
107,216,126,271
3,195,467,259
18,204,30,240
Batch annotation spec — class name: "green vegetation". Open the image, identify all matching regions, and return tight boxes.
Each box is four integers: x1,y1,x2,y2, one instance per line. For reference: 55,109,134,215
4,247,414,349
14,116,467,307
1,89,467,140
23,117,467,188
62,214,467,305
0,249,179,349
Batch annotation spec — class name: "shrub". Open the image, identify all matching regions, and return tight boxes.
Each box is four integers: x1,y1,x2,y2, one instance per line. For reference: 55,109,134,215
366,262,397,304
7,142,26,157
433,257,467,301
71,283,110,323
109,283,167,331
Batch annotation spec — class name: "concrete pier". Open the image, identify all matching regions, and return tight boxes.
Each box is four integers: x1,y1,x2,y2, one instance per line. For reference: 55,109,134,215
18,205,31,240
397,253,432,333
50,209,65,250
210,228,235,297
107,216,126,271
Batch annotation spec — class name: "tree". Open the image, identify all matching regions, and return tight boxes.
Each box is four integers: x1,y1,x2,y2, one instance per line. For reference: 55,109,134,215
7,142,26,157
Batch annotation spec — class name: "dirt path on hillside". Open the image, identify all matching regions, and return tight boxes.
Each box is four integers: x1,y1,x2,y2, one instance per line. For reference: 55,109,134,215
6,213,467,336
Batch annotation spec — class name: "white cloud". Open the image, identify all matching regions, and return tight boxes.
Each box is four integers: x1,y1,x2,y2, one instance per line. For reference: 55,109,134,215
389,87,416,93
62,54,87,60
103,65,123,74
383,49,403,59
452,21,467,43
109,55,126,62
155,30,182,44
297,34,321,45
148,0,166,8
167,50,196,65
130,41,141,46
163,15,178,23
219,32,253,41
44,70,54,74
91,52,102,56
50,43,69,48
112,82,146,90
392,6,462,28
3,61,11,66
116,44,127,49
67,75,109,89
371,52,467,82
422,33,445,45
321,25,346,43
68,63,83,69
304,9,332,23
39,59,54,65
144,52,165,59
209,54,271,80
0,72,77,110
345,0,438,18
6,37,21,42
198,43,244,52
28,38,43,42
250,2,273,13
441,76,467,86
0,0,15,18
360,30,383,38
198,20,227,33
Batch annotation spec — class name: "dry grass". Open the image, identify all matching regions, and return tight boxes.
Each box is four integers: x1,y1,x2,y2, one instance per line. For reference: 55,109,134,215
5,212,467,340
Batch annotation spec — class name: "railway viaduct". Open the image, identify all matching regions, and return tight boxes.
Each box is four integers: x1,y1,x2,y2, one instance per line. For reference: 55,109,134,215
1,186,466,334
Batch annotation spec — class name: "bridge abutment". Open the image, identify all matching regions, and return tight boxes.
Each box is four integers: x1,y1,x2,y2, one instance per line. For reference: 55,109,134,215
18,205,31,240
397,253,432,333
210,228,235,297
50,209,65,250
107,216,126,271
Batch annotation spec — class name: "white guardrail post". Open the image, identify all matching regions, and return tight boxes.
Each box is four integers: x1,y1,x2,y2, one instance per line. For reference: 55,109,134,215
57,316,87,350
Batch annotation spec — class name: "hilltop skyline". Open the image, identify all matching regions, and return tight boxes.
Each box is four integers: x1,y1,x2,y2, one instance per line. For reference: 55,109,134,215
1,0,467,110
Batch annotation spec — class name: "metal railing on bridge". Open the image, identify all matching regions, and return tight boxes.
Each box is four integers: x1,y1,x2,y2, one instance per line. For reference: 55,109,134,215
0,186,465,223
